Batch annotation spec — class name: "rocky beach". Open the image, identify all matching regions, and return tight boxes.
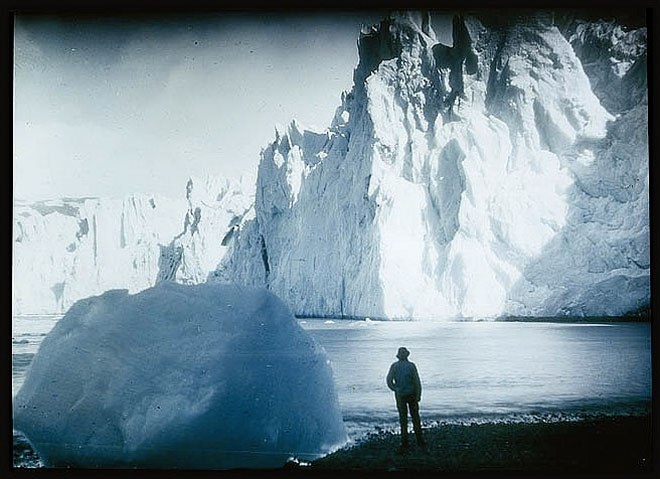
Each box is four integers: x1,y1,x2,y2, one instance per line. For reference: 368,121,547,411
311,415,653,473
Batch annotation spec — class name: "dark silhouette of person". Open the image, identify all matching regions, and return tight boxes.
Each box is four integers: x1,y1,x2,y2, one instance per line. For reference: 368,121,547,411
386,347,426,450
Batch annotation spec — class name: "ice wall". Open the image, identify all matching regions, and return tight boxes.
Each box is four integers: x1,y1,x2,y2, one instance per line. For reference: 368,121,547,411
13,282,348,469
12,11,648,320
12,176,254,315
13,195,186,314
219,11,648,319
157,175,255,284
508,16,650,316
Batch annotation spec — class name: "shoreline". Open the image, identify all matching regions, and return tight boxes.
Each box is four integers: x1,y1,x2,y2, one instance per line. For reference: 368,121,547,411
13,414,654,474
311,414,653,473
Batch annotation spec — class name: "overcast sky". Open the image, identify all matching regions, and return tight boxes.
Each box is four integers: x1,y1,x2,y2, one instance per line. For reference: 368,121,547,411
13,10,450,201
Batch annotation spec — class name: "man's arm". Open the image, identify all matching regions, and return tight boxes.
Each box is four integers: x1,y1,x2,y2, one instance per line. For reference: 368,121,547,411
386,363,397,392
413,364,422,401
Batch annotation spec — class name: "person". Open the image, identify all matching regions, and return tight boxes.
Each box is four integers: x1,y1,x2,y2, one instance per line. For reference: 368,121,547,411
386,347,426,450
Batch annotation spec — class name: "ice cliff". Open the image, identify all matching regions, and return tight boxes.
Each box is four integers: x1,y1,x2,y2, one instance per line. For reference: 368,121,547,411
12,176,254,314
216,11,648,319
13,11,648,320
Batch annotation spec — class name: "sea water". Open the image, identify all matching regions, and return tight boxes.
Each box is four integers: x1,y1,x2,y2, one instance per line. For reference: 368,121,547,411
12,316,652,466
299,319,651,441
12,315,62,397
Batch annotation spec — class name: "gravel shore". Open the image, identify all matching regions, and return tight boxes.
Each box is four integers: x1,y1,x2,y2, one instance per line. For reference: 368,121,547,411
12,415,653,476
311,415,653,473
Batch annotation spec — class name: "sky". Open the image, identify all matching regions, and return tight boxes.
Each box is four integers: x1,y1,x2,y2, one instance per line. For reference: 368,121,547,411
10,9,650,454
13,10,451,201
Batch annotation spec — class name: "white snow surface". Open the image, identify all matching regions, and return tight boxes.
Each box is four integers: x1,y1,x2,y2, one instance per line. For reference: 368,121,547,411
217,12,648,319
13,282,347,469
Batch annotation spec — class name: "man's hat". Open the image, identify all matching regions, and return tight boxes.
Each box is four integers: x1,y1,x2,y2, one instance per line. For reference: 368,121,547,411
396,347,410,359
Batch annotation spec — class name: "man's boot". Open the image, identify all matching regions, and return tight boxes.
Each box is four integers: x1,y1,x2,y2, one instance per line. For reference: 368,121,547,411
398,431,409,454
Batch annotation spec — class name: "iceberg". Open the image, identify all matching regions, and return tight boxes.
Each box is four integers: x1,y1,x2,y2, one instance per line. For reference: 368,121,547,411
13,282,347,469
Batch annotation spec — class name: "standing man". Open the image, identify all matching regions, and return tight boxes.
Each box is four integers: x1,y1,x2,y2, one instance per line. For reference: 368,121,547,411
386,347,426,451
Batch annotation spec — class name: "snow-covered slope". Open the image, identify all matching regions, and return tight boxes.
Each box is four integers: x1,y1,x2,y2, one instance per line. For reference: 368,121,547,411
12,176,254,315
217,11,648,319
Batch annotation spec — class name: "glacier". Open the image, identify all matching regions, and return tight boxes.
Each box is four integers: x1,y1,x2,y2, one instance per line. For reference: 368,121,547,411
12,11,648,320
12,175,254,315
13,282,348,468
214,11,649,320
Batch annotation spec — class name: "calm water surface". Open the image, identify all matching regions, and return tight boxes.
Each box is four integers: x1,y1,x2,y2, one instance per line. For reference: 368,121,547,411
300,319,651,439
12,316,652,445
